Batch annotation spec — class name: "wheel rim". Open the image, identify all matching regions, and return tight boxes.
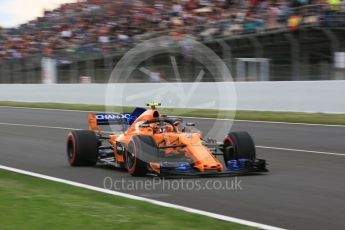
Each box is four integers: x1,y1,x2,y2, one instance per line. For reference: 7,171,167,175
67,139,74,160
126,142,136,170
224,136,236,161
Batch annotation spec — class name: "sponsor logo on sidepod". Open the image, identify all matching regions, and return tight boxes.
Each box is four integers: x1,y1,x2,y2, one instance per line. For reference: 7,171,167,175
96,114,131,120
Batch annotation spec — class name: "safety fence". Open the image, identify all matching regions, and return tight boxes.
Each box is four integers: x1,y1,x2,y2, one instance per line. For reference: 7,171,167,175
0,81,344,114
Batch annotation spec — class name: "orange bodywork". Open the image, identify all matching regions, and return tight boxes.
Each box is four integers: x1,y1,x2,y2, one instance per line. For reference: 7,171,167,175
88,108,224,173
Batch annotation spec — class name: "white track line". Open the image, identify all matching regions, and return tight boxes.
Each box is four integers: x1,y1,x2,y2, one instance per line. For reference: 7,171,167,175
1,105,344,128
0,122,80,130
0,165,285,230
256,146,345,157
0,122,344,157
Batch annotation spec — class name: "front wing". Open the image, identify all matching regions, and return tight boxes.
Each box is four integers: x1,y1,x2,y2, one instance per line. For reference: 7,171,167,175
150,159,268,178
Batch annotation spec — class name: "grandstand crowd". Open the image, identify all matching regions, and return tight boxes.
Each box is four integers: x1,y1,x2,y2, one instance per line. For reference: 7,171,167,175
0,0,344,62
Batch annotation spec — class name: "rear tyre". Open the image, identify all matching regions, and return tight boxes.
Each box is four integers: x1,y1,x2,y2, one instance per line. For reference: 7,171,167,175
223,131,256,163
126,135,157,177
67,130,98,166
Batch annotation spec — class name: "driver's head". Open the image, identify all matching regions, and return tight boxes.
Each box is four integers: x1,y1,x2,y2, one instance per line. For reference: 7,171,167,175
153,126,165,133
149,123,159,133
151,122,168,133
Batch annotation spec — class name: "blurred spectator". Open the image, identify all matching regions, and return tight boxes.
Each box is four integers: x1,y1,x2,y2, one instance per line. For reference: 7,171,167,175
0,0,341,63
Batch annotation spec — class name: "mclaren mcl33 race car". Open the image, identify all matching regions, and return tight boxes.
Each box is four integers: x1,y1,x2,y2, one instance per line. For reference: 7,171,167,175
66,103,267,177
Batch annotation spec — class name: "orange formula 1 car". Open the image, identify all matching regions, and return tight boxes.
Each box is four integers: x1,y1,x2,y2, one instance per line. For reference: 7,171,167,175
66,103,267,177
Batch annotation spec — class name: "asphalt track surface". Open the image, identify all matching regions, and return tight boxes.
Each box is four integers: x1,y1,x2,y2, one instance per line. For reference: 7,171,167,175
0,107,344,230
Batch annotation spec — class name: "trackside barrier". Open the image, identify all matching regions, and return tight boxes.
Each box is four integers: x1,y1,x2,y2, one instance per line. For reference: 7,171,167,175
0,81,344,114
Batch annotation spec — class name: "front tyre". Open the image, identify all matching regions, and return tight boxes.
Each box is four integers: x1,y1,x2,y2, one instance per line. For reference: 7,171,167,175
126,135,157,177
67,130,98,166
223,131,256,163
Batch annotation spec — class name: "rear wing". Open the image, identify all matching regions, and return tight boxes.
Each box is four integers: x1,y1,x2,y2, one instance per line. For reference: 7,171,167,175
88,107,146,132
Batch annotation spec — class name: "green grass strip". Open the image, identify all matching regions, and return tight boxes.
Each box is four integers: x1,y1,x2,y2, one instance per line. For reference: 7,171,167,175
0,170,253,230
1,101,345,126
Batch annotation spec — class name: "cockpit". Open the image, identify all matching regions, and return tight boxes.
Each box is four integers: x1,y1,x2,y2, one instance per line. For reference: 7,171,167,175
137,117,202,135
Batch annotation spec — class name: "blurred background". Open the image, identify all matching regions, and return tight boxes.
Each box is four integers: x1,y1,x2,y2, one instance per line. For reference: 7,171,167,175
0,0,345,83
